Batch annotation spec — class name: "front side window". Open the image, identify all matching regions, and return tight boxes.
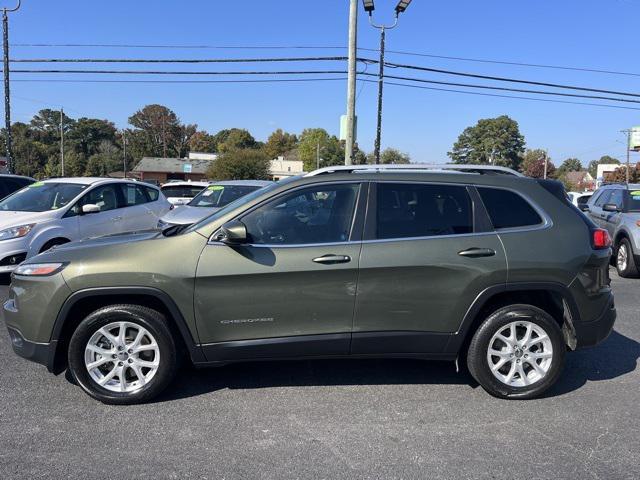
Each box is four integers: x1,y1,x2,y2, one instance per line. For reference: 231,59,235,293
0,182,88,212
189,184,263,208
594,190,612,207
477,187,543,229
81,184,122,212
376,183,473,239
241,183,360,245
608,190,624,209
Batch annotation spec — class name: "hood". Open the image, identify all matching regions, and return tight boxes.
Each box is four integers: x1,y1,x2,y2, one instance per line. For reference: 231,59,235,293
50,230,163,253
0,210,58,229
161,205,219,225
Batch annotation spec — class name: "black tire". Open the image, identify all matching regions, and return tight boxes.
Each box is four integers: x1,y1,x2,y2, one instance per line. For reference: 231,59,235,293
467,304,565,400
39,238,70,253
68,304,178,405
615,238,639,278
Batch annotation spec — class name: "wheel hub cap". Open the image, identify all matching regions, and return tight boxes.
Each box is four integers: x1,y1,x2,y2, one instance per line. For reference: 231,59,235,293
486,320,553,388
84,321,160,393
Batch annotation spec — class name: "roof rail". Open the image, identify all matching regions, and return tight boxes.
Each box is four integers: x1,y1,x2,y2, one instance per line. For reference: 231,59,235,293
305,164,524,177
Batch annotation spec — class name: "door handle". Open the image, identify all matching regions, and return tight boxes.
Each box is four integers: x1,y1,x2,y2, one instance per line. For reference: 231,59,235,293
458,248,496,258
312,254,351,265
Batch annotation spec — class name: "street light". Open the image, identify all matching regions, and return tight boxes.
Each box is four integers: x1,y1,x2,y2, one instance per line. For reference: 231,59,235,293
365,0,413,164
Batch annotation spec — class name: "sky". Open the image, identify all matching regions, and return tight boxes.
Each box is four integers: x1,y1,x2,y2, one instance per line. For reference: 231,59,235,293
4,0,640,167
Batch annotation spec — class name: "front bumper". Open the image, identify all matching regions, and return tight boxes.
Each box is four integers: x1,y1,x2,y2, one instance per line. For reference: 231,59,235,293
574,293,616,348
5,325,54,370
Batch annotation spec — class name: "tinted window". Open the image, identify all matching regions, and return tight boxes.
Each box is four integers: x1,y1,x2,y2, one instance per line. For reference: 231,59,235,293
242,184,359,245
161,185,205,198
478,188,542,229
595,190,611,207
189,184,262,208
81,184,122,212
376,183,472,239
577,195,591,206
121,184,150,206
145,187,159,201
627,189,640,212
0,182,88,212
608,190,624,209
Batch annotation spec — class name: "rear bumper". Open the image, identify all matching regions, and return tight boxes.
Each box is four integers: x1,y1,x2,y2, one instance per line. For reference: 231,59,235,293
5,325,55,370
574,293,616,348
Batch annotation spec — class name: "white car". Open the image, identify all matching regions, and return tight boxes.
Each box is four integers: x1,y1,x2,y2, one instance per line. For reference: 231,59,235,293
0,177,171,272
160,181,209,206
567,191,593,209
159,180,273,227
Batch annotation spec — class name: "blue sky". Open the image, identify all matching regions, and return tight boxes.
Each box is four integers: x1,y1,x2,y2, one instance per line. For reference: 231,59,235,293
5,0,640,166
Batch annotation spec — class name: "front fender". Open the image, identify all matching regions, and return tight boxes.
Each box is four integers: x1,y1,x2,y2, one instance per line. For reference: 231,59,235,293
26,222,76,257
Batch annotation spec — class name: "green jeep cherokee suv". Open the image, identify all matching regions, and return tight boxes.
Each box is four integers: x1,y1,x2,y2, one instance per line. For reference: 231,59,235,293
3,165,616,404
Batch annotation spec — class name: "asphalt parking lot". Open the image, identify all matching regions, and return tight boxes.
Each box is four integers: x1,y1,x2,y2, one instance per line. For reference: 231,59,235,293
0,271,638,480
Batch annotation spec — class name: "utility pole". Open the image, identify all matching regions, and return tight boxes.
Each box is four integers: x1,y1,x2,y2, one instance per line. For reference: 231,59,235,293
365,0,412,164
344,0,358,165
543,150,548,179
316,141,320,170
2,1,20,174
60,107,65,176
622,129,632,185
122,129,127,178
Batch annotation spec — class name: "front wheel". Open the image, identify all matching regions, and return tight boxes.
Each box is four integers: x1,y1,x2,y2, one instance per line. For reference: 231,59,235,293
68,304,178,405
467,305,565,400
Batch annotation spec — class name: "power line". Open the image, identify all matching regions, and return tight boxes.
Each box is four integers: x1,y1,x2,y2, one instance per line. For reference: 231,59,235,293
9,56,349,63
366,79,640,112
10,77,348,84
384,60,640,99
5,69,349,75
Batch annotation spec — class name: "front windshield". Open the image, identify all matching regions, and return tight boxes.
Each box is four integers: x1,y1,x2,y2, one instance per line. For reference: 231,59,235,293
188,184,262,208
627,189,640,212
0,182,88,212
182,178,296,235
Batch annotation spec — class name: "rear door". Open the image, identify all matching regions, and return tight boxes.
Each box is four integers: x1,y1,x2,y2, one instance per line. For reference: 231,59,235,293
194,182,366,360
119,183,159,232
352,181,507,355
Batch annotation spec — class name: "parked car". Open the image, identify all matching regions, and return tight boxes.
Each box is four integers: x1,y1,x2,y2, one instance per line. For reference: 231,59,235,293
0,174,35,199
567,191,592,209
158,180,273,228
3,165,615,404
0,177,170,272
582,183,640,277
160,181,209,206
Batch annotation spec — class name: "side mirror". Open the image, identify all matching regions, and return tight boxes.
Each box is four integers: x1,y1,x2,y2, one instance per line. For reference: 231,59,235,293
602,203,620,213
217,220,248,245
81,204,100,214
579,204,590,212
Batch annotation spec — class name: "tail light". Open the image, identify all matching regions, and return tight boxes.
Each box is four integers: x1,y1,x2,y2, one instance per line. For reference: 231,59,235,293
592,229,612,249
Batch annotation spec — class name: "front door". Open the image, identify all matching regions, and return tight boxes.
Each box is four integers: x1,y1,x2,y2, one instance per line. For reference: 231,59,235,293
352,181,507,354
194,182,366,361
76,183,126,238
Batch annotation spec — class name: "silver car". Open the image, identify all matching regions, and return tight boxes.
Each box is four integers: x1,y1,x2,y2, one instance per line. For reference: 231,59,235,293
583,183,640,277
158,180,273,228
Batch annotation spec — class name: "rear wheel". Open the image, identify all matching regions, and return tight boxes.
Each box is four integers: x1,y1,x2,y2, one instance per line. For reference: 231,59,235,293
67,304,177,404
467,304,565,399
615,238,639,278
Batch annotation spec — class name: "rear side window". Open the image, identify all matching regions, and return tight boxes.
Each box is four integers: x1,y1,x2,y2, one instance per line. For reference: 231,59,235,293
121,184,150,206
478,188,542,229
145,187,159,201
376,183,473,239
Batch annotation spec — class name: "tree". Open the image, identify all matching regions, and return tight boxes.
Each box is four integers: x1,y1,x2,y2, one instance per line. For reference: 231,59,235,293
67,118,117,158
587,155,620,179
448,115,525,170
207,149,271,180
84,141,122,176
380,148,411,164
3,122,48,178
214,128,258,153
557,157,582,175
188,131,217,153
128,104,184,158
298,128,344,171
521,149,556,178
606,162,640,183
264,129,298,159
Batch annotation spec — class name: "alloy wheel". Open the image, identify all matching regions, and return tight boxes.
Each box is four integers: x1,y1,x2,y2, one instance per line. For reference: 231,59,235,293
617,244,628,272
486,321,553,388
84,321,160,393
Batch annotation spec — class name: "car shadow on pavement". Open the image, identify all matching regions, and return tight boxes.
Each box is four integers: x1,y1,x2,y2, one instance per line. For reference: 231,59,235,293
155,329,639,403
544,329,639,398
156,358,471,403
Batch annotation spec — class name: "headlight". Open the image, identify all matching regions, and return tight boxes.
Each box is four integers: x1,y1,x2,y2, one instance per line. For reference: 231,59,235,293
14,262,67,276
0,224,35,241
